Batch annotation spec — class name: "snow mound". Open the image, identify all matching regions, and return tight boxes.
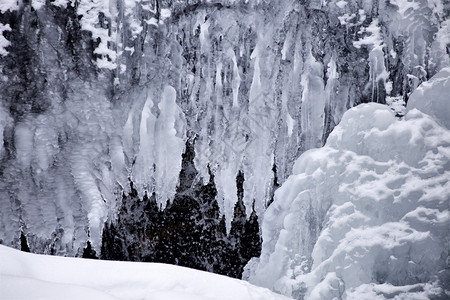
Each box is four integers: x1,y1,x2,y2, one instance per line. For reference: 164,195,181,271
0,245,291,300
247,71,450,299
406,67,450,130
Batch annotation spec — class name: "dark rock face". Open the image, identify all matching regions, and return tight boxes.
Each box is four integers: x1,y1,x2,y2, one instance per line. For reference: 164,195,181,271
0,3,98,121
101,140,261,278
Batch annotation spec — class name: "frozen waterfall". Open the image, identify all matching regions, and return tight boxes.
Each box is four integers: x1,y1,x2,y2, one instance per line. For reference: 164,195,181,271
246,68,450,299
0,0,448,273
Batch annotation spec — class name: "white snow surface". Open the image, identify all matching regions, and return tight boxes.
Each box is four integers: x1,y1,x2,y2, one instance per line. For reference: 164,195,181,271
406,67,450,130
0,245,291,300
246,70,450,299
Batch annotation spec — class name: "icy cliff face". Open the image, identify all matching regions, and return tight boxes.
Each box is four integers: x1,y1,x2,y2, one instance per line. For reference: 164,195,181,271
0,0,449,255
246,68,450,299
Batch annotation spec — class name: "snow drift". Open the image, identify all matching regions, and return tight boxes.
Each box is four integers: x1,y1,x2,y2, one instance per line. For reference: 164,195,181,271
0,245,291,300
246,68,450,299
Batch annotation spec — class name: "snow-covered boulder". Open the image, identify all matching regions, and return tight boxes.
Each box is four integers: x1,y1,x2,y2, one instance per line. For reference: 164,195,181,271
246,70,450,299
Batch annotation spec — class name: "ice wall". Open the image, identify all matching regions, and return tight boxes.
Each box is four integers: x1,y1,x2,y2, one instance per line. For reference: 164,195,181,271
132,86,185,205
246,69,450,299
0,0,448,254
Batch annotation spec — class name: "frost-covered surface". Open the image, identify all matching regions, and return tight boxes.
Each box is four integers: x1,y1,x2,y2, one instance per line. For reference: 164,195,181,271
0,0,449,255
0,23,10,56
0,245,291,300
246,71,450,298
406,67,450,130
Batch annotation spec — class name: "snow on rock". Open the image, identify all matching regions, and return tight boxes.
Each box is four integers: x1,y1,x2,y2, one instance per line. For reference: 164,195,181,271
0,23,11,56
0,245,291,300
0,0,18,12
247,70,450,299
406,67,450,130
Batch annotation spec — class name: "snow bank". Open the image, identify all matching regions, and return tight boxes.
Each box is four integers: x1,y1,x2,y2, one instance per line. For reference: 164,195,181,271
247,70,450,299
0,245,291,300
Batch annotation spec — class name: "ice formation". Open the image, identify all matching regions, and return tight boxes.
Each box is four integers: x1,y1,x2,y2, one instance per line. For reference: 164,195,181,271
246,68,450,299
0,0,448,265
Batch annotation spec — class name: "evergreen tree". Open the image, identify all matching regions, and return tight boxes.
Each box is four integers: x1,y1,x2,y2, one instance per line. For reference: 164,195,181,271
82,241,98,259
211,214,230,274
100,139,262,279
230,170,247,241
141,191,160,259
242,201,262,261
101,222,127,261
218,215,227,239
176,139,198,193
20,232,30,253
267,163,280,208
227,170,248,278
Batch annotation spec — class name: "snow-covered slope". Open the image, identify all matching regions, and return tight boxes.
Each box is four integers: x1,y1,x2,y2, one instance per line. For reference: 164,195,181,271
246,68,450,298
0,245,291,300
